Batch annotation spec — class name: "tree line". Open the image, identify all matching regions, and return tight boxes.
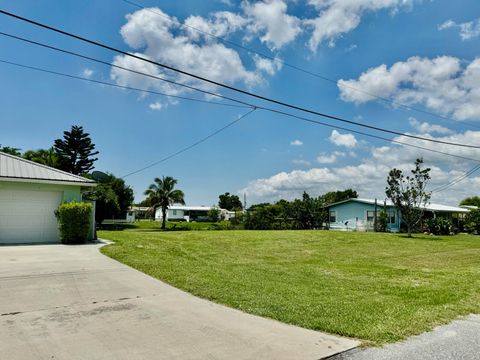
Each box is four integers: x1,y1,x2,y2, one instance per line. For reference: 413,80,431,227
1,125,134,225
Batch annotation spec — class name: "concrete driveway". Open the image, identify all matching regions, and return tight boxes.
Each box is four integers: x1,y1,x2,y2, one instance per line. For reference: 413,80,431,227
0,243,358,360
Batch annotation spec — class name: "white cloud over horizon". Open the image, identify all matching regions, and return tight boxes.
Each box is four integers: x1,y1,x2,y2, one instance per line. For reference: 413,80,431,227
241,127,480,205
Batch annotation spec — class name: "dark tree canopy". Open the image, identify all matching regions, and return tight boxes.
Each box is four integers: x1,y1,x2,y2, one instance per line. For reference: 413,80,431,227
54,125,99,175
244,189,357,230
386,158,431,237
84,173,134,224
460,196,480,208
320,189,358,205
218,192,243,211
23,147,60,168
144,176,185,230
0,145,21,156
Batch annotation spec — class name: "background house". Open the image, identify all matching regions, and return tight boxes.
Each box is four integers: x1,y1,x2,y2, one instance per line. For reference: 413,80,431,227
0,151,96,244
327,198,469,232
155,205,235,222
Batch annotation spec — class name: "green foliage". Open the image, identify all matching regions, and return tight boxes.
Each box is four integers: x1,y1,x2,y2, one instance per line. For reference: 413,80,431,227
84,173,134,224
100,230,480,346
465,209,480,234
460,196,480,208
55,202,92,244
426,217,453,235
207,208,221,222
218,192,243,211
22,147,60,168
86,184,120,224
144,176,185,230
376,210,388,232
386,158,431,237
321,189,358,205
54,125,99,175
0,145,21,156
244,189,357,230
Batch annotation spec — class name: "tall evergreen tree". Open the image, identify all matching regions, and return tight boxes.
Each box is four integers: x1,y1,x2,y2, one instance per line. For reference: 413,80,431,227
54,125,99,175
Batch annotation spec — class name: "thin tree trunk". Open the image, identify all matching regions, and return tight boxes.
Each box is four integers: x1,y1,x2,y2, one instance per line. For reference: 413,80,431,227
162,207,167,230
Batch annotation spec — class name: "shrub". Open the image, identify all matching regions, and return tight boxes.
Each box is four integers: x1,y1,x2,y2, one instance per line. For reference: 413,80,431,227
464,209,480,234
375,211,388,232
426,217,452,235
207,208,221,222
55,202,92,244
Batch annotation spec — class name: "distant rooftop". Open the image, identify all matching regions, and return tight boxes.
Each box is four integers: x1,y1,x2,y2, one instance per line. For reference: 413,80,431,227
0,151,96,186
329,198,469,213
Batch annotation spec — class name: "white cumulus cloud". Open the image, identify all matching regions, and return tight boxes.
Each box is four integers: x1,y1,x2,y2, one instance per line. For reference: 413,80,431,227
329,130,357,147
338,56,480,121
290,139,303,146
82,68,94,78
439,17,480,41
305,0,417,51
243,0,302,50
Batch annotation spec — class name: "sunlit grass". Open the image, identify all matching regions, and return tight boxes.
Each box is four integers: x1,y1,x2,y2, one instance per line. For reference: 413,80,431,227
99,230,480,345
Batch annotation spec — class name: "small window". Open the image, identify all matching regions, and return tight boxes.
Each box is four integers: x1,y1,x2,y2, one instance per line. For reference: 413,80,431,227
388,210,396,224
366,210,375,222
329,210,336,223
172,210,177,215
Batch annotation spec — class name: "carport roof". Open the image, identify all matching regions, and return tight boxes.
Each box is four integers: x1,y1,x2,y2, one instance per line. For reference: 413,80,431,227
0,151,96,186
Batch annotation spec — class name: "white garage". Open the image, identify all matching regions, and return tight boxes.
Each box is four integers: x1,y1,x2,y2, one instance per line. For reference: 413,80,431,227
0,151,96,244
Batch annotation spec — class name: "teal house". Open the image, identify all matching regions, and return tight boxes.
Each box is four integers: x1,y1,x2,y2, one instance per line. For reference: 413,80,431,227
326,198,469,232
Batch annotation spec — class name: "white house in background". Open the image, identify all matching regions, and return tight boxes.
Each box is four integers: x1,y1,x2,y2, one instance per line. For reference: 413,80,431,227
155,205,235,222
0,151,96,244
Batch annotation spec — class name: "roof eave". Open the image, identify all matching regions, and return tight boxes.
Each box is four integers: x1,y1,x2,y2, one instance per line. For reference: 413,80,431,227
0,176,97,187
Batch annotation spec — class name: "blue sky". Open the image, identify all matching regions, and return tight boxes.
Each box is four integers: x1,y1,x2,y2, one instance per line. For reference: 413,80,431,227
1,0,480,205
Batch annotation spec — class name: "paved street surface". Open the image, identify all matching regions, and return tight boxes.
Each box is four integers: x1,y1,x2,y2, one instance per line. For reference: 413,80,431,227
0,243,358,360
331,315,480,360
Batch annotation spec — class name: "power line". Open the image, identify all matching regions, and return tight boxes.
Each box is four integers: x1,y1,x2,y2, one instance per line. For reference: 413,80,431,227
431,164,480,193
260,108,480,163
1,33,479,164
0,58,251,109
0,31,254,109
120,108,257,178
118,0,480,130
1,9,479,149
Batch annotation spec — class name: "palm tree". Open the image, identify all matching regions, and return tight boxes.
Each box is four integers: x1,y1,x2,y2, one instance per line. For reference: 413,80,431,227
144,176,185,229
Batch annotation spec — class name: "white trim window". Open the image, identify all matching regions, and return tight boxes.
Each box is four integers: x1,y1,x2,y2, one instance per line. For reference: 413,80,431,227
388,210,396,224
366,210,375,222
329,210,337,223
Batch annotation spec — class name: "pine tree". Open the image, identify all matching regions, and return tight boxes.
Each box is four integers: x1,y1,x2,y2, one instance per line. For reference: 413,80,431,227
54,125,99,175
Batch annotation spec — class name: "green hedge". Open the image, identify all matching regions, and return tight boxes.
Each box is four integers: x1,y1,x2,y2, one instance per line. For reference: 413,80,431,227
55,202,92,244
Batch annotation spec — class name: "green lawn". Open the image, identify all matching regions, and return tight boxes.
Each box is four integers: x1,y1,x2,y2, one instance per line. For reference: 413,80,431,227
98,230,480,345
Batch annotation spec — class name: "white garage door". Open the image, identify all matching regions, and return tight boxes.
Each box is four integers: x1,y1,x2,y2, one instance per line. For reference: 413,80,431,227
0,189,63,244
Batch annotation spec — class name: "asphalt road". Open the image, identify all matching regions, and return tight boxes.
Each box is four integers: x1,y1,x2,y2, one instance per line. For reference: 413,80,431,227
330,315,480,360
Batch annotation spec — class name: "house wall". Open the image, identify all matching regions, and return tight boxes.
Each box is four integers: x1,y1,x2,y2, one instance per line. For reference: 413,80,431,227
329,201,400,232
0,181,82,202
0,181,94,240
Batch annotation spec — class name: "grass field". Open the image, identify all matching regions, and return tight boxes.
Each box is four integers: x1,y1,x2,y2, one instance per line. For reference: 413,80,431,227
98,230,480,345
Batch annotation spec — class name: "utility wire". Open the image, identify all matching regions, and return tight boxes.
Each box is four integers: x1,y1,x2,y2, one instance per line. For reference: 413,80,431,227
431,164,480,193
1,9,479,149
0,58,251,109
1,33,479,164
120,107,257,178
119,0,480,130
0,32,254,109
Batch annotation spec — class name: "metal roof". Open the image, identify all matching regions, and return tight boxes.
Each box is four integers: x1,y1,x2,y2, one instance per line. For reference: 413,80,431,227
328,198,469,213
0,151,96,186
